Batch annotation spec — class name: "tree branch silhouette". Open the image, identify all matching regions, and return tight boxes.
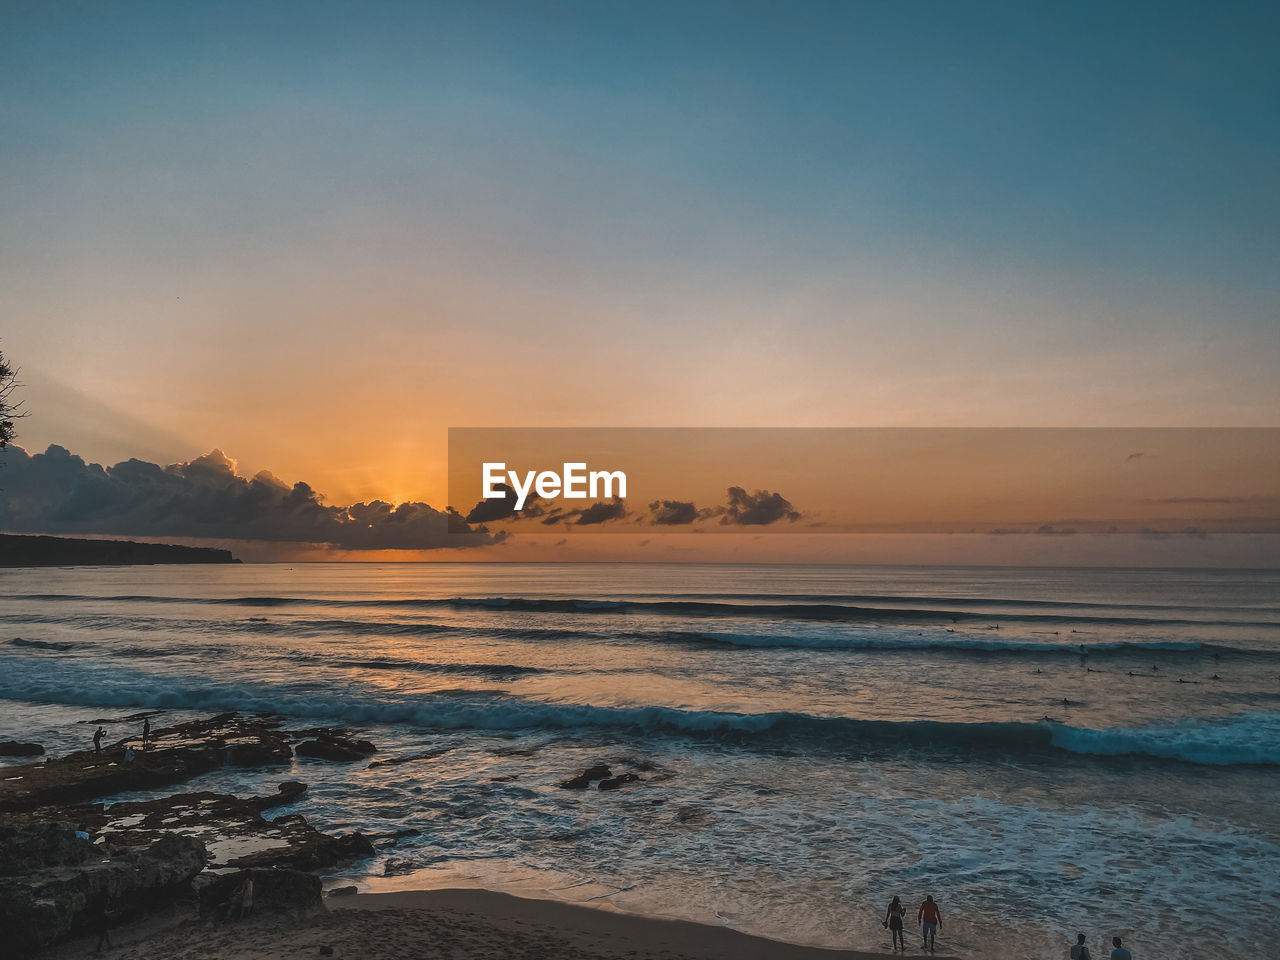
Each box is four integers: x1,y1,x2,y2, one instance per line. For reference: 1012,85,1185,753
0,347,28,450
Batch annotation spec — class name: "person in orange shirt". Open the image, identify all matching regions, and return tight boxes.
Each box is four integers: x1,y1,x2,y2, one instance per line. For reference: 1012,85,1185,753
918,895,942,952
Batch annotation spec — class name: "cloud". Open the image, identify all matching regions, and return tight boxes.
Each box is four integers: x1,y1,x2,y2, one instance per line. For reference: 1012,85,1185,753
647,499,701,525
717,486,801,525
0,444,501,549
643,490,803,527
464,483,525,524
575,498,628,525
529,498,628,526
478,485,803,530
1149,496,1277,505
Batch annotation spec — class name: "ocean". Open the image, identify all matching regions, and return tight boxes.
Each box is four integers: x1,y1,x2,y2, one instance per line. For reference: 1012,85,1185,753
2,563,1278,959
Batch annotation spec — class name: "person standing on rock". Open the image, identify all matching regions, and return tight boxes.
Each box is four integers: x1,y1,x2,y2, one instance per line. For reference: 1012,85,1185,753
142,717,151,750
92,726,104,753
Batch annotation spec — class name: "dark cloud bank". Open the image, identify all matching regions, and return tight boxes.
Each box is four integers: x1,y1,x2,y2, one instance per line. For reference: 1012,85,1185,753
646,488,801,526
465,486,802,529
0,445,501,549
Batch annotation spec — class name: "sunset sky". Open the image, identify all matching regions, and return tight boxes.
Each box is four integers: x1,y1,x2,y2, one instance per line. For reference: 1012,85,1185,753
2,2,1278,562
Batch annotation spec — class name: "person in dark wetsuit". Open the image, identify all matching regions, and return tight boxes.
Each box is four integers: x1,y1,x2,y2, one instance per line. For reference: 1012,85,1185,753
93,727,105,753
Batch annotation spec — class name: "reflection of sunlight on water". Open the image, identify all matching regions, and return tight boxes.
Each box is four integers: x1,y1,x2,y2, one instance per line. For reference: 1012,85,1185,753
1,563,1277,960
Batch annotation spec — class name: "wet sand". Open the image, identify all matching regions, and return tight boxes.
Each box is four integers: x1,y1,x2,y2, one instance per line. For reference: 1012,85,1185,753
39,888,959,959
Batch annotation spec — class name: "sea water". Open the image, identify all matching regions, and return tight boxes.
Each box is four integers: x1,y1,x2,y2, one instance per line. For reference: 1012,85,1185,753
1,563,1277,959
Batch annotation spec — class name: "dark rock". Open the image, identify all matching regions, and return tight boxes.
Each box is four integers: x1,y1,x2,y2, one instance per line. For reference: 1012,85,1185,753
251,780,309,810
227,741,294,766
674,805,716,826
366,748,449,769
0,532,238,566
10,637,76,651
598,773,640,791
95,790,375,871
0,713,296,812
294,740,359,761
320,946,335,956
0,821,95,875
124,710,166,723
195,867,322,919
327,884,359,896
0,827,205,955
294,734,377,762
559,764,612,789
381,857,421,877
0,740,44,757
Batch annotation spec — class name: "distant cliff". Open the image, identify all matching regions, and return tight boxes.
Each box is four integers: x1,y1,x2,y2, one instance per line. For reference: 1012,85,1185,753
0,534,239,566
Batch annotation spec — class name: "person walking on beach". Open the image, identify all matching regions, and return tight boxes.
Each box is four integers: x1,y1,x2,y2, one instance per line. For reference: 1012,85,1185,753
90,893,112,953
917,895,942,952
225,872,254,921
92,726,104,753
1070,933,1093,959
884,895,907,952
142,717,151,750
1109,936,1131,960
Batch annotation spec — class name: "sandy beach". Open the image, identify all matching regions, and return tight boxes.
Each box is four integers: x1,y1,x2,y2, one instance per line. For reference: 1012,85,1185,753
38,888,956,960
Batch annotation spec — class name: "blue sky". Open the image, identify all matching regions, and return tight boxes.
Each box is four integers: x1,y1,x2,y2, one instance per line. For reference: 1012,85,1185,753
2,0,1277,506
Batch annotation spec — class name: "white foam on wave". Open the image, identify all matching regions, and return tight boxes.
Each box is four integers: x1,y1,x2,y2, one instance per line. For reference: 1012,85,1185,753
2,655,1277,768
695,628,1207,654
1050,712,1280,766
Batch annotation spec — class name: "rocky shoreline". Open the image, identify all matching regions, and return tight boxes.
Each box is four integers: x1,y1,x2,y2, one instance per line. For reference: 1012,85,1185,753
0,714,380,956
